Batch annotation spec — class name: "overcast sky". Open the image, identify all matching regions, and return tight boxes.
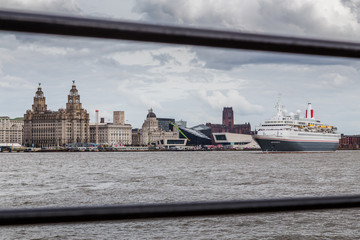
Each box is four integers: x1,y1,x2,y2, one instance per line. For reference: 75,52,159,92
1,0,360,134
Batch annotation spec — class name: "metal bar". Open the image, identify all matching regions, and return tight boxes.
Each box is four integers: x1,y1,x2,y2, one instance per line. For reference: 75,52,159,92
0,10,360,227
1,195,360,226
1,10,360,58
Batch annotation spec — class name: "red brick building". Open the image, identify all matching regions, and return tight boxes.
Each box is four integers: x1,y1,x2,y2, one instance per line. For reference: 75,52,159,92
206,107,251,135
339,135,360,149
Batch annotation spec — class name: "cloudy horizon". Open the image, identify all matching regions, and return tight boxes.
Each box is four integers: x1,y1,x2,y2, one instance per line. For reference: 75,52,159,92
1,0,360,134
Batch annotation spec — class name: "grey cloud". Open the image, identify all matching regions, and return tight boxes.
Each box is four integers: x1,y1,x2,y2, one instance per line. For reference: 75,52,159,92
133,0,177,24
133,0,360,71
257,0,360,40
194,47,357,71
134,0,360,39
0,0,82,15
342,0,360,22
151,53,180,65
133,0,246,28
96,56,122,68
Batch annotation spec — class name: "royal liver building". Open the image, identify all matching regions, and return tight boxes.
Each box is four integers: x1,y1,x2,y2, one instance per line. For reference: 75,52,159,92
23,82,90,147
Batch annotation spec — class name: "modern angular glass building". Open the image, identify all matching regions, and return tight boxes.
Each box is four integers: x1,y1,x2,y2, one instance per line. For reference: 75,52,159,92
178,125,212,146
157,118,175,132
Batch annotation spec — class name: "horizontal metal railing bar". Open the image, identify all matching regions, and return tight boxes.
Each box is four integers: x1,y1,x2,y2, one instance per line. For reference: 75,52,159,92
0,10,359,227
1,195,360,226
1,10,360,58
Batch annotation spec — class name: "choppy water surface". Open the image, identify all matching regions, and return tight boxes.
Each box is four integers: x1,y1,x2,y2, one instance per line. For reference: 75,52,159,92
1,151,359,239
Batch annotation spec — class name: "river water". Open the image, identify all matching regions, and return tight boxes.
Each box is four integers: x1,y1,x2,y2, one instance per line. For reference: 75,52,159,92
0,151,359,239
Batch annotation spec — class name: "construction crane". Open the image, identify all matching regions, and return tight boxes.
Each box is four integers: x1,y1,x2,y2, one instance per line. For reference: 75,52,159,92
169,121,190,142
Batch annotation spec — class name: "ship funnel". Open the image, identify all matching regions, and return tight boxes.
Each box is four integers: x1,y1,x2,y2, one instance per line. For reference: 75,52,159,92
305,103,314,119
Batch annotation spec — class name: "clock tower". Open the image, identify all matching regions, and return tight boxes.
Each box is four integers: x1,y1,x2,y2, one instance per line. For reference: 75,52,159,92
66,80,82,111
32,83,47,113
24,81,90,147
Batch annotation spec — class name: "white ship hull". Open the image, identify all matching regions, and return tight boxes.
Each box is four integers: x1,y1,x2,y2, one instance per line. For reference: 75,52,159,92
253,132,340,152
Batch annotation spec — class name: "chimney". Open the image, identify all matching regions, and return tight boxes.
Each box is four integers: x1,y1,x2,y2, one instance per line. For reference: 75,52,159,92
95,110,99,144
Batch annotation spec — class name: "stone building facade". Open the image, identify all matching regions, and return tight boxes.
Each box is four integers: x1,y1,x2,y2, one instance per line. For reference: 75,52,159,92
139,109,179,146
89,111,132,146
113,111,125,125
131,128,141,146
23,83,90,147
0,116,24,145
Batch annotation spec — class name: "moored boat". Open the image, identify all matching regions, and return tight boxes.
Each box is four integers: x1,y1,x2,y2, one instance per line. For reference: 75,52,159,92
253,101,340,152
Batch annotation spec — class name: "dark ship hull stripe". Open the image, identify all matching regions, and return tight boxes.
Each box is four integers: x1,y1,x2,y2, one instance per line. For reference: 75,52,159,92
254,138,339,152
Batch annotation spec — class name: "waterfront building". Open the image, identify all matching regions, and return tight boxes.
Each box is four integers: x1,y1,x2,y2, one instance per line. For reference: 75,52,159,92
131,128,142,146
0,116,24,145
175,120,187,128
113,111,125,125
140,109,179,146
212,132,260,149
154,138,187,149
191,124,212,138
206,107,251,135
157,118,175,132
178,125,212,146
89,111,132,146
339,134,360,149
23,82,90,147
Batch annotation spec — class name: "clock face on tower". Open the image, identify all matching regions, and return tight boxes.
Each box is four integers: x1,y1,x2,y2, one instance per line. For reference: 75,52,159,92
76,99,79,103
69,99,72,103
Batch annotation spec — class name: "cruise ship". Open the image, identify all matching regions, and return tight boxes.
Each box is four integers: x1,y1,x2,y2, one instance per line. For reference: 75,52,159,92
253,101,340,152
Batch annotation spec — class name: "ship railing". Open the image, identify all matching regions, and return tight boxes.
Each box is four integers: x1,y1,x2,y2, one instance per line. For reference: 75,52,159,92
0,10,360,226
